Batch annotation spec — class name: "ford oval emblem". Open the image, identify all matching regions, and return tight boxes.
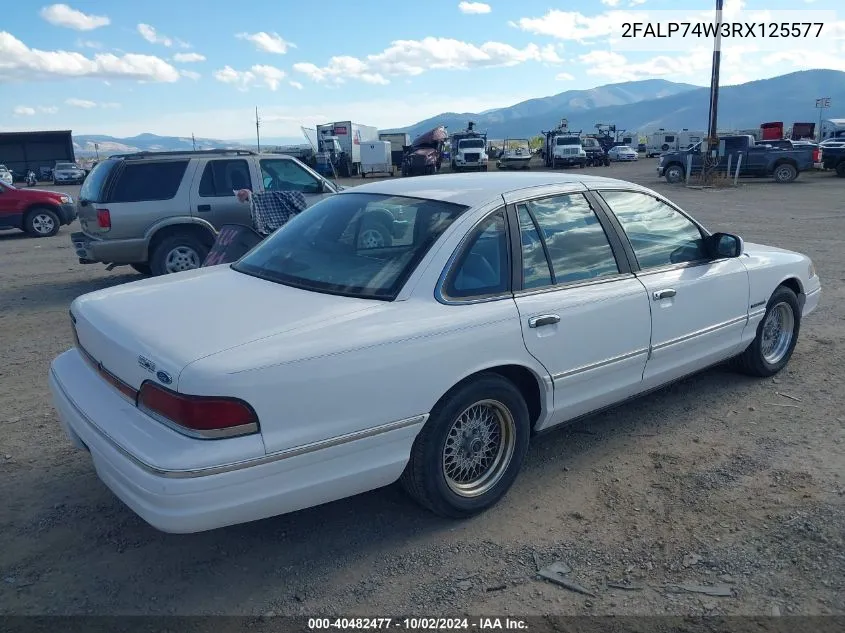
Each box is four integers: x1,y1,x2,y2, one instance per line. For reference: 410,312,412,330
156,370,173,385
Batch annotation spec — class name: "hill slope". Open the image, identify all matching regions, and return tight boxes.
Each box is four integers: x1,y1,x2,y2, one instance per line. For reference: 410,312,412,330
393,70,845,138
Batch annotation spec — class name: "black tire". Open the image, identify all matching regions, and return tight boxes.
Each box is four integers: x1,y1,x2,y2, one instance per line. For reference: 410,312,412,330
733,286,801,378
664,164,685,183
150,233,209,276
130,263,152,275
400,373,530,518
23,207,60,237
661,143,670,151
835,161,845,177
773,162,798,183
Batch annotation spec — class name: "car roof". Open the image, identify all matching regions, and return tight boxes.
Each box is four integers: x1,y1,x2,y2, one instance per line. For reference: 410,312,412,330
340,172,644,207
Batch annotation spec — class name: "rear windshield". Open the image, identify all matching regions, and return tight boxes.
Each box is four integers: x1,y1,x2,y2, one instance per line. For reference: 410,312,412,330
79,159,118,203
56,163,77,170
233,193,467,300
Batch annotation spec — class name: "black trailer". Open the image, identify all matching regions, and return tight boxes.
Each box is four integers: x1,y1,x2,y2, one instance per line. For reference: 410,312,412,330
0,130,75,181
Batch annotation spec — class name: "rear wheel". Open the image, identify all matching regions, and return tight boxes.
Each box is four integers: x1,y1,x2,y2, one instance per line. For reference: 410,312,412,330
24,207,60,237
835,161,845,177
150,233,209,276
357,220,393,249
733,286,801,377
773,163,798,183
400,373,530,518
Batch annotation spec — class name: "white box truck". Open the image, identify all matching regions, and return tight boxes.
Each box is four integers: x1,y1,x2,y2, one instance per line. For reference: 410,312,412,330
361,140,393,177
315,121,379,176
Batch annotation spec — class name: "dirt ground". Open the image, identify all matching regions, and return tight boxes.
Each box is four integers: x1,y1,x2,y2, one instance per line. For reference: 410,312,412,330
0,159,843,619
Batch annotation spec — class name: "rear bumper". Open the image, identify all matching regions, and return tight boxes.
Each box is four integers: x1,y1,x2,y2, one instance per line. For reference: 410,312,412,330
48,349,423,533
71,231,147,264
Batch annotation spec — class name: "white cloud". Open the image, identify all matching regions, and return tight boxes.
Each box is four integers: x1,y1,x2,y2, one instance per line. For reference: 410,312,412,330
65,98,97,108
236,32,295,54
458,2,491,14
40,4,110,31
40,105,59,114
555,72,574,80
294,37,564,85
76,39,101,49
173,52,205,63
180,69,201,80
214,64,286,90
13,106,36,116
510,9,640,41
101,102,120,108
577,49,712,81
289,80,303,90
0,31,180,82
137,24,173,47
601,0,620,6
629,0,646,5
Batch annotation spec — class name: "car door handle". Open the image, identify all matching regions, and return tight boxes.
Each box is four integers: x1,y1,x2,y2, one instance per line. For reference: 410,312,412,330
197,204,211,212
653,289,676,300
528,314,560,328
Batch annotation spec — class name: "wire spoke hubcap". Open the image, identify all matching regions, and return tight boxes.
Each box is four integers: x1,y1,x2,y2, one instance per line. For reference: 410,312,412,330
165,246,200,273
760,301,795,364
442,399,516,498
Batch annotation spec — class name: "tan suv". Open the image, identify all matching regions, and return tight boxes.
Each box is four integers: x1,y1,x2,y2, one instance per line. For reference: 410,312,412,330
71,149,338,276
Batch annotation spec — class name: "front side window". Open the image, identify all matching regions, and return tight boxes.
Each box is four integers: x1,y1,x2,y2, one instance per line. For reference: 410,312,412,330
445,210,509,299
109,160,189,203
233,193,466,300
599,190,707,269
521,194,619,285
259,159,322,194
198,159,251,197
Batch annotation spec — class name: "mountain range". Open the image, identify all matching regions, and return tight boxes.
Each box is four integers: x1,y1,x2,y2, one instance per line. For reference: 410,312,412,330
71,69,845,154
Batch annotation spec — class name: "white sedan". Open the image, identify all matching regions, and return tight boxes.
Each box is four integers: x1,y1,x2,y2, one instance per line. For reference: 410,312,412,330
48,172,821,533
608,145,639,161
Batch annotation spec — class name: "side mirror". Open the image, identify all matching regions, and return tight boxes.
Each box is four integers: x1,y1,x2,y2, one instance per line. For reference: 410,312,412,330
710,232,743,258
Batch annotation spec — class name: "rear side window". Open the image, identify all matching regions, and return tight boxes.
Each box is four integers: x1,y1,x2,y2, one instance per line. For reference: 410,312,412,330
198,159,251,197
109,160,189,203
79,159,118,203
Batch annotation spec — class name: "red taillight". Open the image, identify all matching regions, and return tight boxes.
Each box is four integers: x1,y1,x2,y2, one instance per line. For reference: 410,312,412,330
96,208,111,228
138,382,258,439
813,148,820,162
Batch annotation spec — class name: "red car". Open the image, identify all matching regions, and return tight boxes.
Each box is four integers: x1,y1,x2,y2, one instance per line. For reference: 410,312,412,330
0,182,77,237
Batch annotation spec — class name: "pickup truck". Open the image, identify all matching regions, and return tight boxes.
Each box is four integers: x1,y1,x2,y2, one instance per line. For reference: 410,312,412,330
0,181,77,237
657,135,814,184
820,145,845,177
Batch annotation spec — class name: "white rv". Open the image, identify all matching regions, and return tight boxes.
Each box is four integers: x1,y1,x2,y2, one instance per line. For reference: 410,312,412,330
646,131,678,157
820,119,845,142
677,130,706,150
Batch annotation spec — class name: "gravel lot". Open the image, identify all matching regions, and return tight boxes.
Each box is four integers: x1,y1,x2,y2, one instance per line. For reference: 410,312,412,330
0,160,843,618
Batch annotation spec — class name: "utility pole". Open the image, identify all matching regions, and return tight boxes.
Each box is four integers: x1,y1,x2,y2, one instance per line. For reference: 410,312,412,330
192,133,196,151
705,0,724,156
255,106,261,153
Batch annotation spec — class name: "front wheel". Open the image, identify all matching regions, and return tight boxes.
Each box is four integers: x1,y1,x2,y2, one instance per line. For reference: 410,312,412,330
400,373,530,518
664,164,684,183
24,207,60,237
835,162,845,177
733,286,801,377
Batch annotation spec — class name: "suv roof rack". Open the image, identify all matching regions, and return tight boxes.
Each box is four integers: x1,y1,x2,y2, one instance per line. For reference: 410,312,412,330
113,149,258,160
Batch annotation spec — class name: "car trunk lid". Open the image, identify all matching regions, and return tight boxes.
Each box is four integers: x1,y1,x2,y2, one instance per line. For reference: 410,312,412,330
70,266,381,394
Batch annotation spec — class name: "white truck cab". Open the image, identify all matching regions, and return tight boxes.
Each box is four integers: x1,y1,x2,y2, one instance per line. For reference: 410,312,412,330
453,137,488,171
552,135,587,168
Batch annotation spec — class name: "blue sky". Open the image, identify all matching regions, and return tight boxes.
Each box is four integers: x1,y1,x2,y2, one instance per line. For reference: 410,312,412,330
1,0,843,140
